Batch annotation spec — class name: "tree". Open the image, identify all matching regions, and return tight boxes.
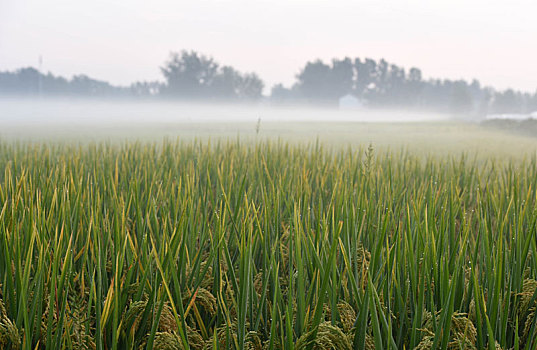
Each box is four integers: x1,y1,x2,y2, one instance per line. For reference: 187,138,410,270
210,67,264,100
270,84,297,103
236,73,264,100
354,58,377,97
295,60,333,102
384,64,406,105
330,57,354,98
405,67,423,105
12,67,40,95
130,81,162,97
0,67,127,97
492,89,520,114
449,81,473,114
70,75,121,96
210,66,242,100
529,91,537,112
375,59,389,94
295,58,354,104
160,50,264,100
160,50,219,98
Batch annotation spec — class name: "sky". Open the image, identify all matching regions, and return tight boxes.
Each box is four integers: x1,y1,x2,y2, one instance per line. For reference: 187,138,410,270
1,0,536,92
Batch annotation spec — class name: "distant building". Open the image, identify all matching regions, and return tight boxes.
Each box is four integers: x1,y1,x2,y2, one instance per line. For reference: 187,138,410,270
339,94,365,110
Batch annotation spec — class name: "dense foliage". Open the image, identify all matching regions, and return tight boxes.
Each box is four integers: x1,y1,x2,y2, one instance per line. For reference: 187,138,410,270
0,68,132,98
160,51,264,101
275,57,537,114
0,140,536,349
0,50,264,101
2,51,536,115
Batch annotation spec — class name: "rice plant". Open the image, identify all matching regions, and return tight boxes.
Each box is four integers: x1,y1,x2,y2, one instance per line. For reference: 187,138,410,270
0,139,536,349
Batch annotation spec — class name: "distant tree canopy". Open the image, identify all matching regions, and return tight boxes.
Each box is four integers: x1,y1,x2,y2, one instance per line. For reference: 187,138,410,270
160,50,264,100
274,56,537,115
0,67,132,97
1,51,536,116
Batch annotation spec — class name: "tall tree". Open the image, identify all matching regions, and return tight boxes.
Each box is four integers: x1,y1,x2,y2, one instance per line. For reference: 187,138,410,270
354,58,377,98
449,81,474,114
405,67,423,105
210,66,241,100
295,60,334,102
160,50,264,100
330,57,354,98
160,50,219,98
236,73,264,100
492,89,520,113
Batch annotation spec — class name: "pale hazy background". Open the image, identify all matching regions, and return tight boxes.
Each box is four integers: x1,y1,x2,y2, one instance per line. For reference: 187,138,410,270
1,0,536,91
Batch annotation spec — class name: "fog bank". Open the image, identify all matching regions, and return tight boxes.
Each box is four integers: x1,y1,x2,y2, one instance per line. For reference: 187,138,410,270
0,98,448,128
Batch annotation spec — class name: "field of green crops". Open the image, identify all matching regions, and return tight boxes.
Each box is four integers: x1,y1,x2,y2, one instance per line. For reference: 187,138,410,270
1,139,537,350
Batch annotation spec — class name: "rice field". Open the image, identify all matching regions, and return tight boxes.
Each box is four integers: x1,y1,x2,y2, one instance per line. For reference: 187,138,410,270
0,139,536,349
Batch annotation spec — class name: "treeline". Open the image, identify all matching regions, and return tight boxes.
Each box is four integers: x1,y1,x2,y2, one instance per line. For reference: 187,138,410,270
0,50,264,101
1,50,536,115
274,57,537,115
0,67,132,97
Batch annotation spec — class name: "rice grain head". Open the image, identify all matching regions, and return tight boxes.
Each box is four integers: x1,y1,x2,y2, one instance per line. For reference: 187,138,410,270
124,298,177,334
295,322,352,350
518,279,537,347
418,312,477,350
0,299,21,350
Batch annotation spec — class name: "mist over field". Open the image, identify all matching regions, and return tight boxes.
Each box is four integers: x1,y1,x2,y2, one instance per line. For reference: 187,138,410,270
0,98,449,125
2,97,537,160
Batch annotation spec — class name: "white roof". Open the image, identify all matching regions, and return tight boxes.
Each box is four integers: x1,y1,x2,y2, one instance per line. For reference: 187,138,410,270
339,94,364,110
339,94,358,100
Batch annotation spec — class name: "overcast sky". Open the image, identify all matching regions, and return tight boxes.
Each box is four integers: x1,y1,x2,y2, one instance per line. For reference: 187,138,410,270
1,0,536,92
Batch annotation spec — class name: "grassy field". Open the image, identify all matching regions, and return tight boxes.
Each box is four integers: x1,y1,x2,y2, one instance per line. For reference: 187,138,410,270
0,137,536,349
